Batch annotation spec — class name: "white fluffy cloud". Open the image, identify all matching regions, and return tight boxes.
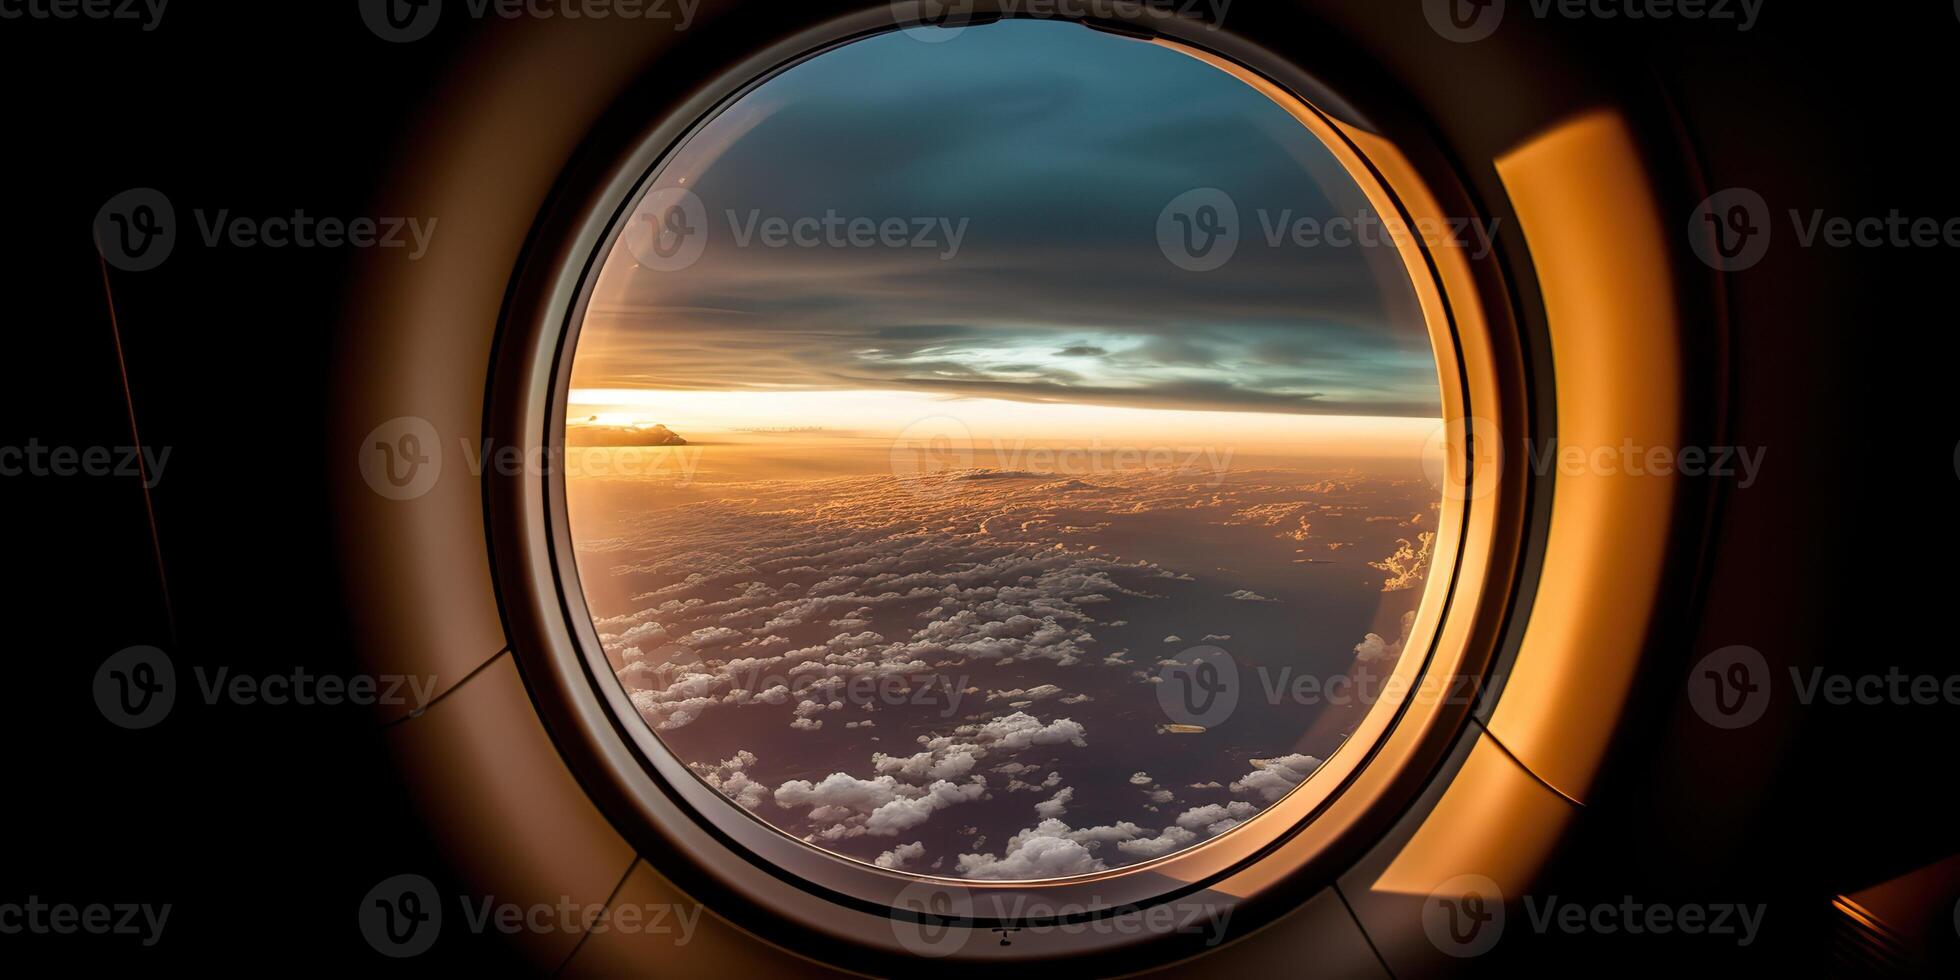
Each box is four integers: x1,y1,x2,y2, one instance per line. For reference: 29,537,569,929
955,817,1147,879
773,772,905,814
866,778,989,836
577,466,1433,875
1034,786,1074,819
958,833,1102,879
1116,825,1198,858
875,841,926,869
691,750,770,810
774,772,989,841
1228,754,1322,803
1353,610,1418,665
1175,801,1258,836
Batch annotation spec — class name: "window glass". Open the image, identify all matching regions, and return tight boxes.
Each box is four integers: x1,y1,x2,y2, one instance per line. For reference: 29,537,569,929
565,20,1441,880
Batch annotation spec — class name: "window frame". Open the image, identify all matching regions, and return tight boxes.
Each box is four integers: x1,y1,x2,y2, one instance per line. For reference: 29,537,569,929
483,4,1528,967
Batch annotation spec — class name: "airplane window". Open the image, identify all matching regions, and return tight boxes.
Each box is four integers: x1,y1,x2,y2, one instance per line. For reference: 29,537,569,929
561,19,1444,881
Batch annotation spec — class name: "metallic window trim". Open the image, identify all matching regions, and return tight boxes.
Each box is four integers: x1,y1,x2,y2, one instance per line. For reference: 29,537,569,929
481,5,1535,968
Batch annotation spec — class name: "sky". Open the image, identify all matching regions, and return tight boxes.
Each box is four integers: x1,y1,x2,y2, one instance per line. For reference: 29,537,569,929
569,18,1439,443
562,21,1447,877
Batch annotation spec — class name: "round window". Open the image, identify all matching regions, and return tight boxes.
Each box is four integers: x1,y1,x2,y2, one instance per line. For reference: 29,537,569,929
559,18,1446,883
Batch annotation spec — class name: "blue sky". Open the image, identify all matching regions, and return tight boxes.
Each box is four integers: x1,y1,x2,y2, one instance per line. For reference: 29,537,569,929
574,19,1439,419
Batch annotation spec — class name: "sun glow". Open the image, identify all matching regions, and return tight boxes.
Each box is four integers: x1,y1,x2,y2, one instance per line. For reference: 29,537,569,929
569,387,1439,459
